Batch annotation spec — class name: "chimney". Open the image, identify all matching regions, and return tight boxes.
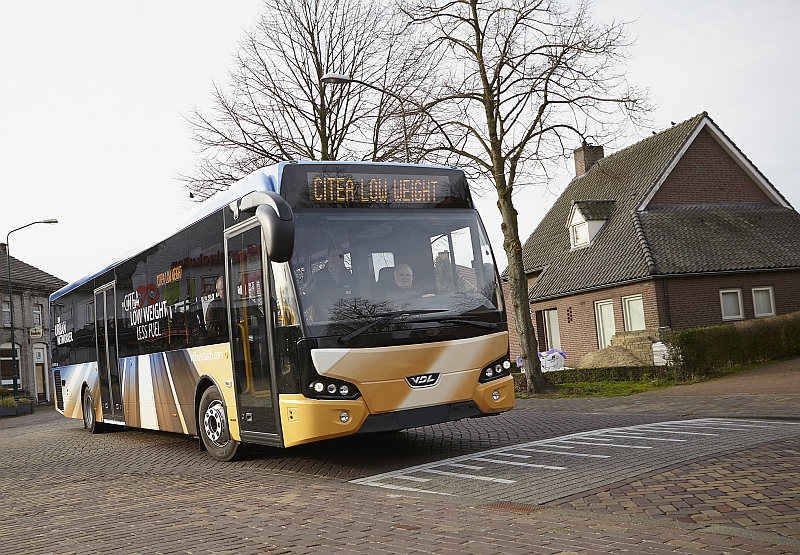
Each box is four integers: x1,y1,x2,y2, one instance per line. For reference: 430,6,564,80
0,243,6,256
573,143,604,176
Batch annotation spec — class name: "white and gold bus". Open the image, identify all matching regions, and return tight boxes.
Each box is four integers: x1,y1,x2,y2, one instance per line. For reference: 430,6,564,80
50,162,514,460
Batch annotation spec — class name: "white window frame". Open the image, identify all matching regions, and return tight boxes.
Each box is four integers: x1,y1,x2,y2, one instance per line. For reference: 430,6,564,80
1,301,10,327
751,286,775,318
1,342,22,388
719,288,744,321
33,303,43,327
622,294,646,331
543,309,561,351
569,209,589,249
594,299,616,349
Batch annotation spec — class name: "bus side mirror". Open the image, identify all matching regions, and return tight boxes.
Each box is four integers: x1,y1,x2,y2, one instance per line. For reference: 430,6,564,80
255,192,295,263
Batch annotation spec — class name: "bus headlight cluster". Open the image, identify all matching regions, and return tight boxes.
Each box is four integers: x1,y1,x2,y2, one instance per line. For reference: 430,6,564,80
307,379,360,400
478,357,512,383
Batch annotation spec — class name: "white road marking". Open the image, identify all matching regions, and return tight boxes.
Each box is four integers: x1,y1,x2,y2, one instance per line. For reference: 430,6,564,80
648,423,753,431
635,427,718,436
471,457,566,470
516,448,610,458
351,419,800,501
362,482,453,495
421,469,515,483
447,463,484,470
597,434,686,442
552,440,653,449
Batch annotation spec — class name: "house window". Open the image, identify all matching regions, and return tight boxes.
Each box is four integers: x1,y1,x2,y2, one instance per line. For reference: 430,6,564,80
1,302,9,326
622,295,646,331
594,299,615,349
569,210,589,249
720,289,744,321
33,304,43,327
752,286,775,318
543,309,561,350
1,343,21,388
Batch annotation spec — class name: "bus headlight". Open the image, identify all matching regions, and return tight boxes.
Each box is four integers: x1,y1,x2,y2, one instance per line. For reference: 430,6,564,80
306,378,360,400
479,356,512,383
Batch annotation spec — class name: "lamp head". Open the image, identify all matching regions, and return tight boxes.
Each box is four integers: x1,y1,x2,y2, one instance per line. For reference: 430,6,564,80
321,73,352,85
41,219,58,224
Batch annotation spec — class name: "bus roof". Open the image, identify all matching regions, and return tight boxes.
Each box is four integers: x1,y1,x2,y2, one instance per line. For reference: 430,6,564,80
50,160,460,302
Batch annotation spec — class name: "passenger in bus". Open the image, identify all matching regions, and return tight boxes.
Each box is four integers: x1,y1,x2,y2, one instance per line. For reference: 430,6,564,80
303,246,352,321
205,276,228,338
385,263,433,300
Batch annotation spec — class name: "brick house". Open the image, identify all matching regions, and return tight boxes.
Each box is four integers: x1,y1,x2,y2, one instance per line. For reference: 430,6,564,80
507,112,800,365
0,243,66,401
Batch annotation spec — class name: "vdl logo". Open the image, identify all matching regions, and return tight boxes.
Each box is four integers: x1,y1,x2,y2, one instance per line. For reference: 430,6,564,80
405,373,441,388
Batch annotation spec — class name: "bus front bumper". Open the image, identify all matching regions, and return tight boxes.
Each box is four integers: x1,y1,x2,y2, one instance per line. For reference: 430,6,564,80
278,375,514,447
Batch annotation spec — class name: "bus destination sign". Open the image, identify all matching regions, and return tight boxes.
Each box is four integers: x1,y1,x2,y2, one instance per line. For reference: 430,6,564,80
307,172,449,205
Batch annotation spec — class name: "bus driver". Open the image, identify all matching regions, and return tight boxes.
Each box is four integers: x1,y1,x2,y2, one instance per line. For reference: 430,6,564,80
303,247,352,321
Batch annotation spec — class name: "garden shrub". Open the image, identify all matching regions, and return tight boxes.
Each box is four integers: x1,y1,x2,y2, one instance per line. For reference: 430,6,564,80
664,310,800,378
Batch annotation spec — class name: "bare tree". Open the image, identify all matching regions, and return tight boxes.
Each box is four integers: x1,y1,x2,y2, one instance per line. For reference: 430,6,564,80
400,0,650,392
184,0,431,200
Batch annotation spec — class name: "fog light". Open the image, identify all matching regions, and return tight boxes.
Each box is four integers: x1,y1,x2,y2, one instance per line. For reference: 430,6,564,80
492,390,500,401
327,383,337,394
340,411,350,423
485,367,494,378
339,385,349,396
502,360,511,370
313,382,324,393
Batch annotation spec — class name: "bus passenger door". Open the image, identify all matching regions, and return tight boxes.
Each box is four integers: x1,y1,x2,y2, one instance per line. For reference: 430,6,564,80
94,283,123,423
225,223,280,442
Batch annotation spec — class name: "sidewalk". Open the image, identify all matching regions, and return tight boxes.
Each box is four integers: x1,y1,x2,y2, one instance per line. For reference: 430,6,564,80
515,357,800,419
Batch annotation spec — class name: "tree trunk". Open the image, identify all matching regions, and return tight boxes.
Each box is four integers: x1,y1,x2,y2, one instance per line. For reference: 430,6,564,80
497,186,547,393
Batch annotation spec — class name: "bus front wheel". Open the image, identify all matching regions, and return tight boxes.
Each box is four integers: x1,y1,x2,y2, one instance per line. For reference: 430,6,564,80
83,389,105,434
198,387,249,461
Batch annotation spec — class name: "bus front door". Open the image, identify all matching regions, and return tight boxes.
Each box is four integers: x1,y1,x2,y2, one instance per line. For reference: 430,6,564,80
94,283,123,423
225,223,280,444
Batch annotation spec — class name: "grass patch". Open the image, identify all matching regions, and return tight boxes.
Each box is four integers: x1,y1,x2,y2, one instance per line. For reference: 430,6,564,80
529,377,677,398
515,358,779,399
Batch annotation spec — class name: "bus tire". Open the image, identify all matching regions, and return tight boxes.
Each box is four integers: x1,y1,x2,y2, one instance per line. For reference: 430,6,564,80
83,389,105,434
198,387,249,461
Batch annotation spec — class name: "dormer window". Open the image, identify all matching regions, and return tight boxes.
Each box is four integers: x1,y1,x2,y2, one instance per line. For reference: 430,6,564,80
570,210,590,248
567,200,615,249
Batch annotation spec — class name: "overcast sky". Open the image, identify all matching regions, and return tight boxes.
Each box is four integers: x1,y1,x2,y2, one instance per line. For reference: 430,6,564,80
2,1,798,284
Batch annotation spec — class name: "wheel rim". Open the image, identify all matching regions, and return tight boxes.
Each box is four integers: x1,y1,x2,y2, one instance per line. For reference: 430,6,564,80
84,395,94,427
203,400,227,446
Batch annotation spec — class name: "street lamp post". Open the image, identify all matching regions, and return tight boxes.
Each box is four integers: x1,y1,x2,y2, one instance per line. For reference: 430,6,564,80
321,73,412,163
5,219,58,399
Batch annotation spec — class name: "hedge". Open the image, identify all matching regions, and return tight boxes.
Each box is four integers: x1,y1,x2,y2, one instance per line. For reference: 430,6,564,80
513,366,675,392
663,310,800,379
540,365,675,384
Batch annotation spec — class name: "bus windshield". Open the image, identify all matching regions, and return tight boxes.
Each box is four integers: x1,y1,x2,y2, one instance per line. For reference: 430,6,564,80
290,209,503,338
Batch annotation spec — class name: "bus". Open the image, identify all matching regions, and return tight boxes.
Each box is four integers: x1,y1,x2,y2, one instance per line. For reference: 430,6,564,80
50,162,514,461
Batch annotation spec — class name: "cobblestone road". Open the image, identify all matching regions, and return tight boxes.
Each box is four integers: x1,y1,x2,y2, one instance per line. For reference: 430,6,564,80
2,360,799,554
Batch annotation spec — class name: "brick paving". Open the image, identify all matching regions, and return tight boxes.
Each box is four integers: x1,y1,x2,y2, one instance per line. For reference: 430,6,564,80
1,358,798,554
552,436,800,541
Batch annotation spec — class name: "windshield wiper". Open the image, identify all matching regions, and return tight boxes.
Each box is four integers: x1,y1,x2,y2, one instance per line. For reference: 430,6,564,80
410,315,498,330
338,309,447,344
